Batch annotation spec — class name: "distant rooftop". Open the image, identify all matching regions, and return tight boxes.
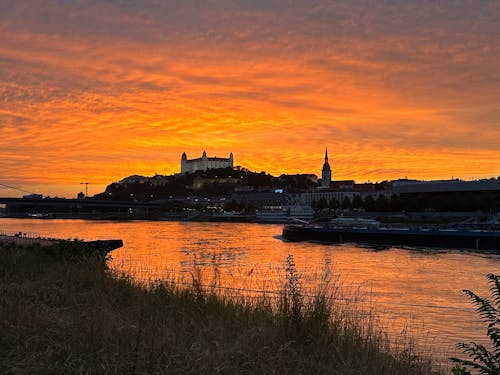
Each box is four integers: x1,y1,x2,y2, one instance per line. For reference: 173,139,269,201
393,178,500,193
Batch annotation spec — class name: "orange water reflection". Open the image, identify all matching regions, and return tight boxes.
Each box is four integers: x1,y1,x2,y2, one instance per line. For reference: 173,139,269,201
1,218,498,366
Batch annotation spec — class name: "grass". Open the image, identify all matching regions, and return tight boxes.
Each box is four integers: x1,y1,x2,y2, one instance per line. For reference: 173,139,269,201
0,242,437,374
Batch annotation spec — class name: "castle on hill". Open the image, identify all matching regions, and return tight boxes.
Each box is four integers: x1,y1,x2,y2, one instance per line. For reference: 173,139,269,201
181,151,234,174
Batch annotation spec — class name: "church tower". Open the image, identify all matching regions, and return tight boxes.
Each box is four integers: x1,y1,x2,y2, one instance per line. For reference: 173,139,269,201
321,147,331,188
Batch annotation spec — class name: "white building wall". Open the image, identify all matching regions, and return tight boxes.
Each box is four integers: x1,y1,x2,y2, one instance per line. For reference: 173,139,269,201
299,191,356,205
181,152,234,174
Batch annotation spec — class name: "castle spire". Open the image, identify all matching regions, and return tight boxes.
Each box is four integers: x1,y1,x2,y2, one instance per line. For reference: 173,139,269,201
325,147,328,162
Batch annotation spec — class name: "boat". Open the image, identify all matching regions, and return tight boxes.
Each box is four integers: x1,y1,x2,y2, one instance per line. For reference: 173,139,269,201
256,205,314,224
282,219,500,251
27,212,56,219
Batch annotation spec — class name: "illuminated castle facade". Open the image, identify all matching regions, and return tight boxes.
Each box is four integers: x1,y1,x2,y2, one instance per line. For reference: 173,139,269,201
181,151,234,174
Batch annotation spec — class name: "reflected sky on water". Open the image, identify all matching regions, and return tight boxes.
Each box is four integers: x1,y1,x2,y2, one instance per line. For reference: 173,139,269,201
1,218,498,366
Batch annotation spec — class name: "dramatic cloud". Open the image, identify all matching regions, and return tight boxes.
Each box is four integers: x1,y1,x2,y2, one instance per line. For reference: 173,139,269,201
0,0,499,196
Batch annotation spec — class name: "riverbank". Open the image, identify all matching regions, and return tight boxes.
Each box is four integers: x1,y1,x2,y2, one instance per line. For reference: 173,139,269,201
3,210,499,229
0,233,56,247
0,242,437,374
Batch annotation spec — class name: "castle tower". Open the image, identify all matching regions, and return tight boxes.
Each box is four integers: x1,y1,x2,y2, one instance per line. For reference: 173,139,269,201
321,147,331,188
201,150,208,170
229,152,234,167
181,152,188,174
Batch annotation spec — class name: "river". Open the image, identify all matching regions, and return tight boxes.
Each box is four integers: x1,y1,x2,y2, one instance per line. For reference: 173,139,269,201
1,218,498,367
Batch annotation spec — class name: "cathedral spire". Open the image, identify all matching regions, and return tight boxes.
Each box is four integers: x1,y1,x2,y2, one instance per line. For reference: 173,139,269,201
321,146,331,188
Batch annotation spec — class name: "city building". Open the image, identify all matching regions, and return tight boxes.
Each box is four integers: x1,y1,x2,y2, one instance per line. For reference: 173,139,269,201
299,189,356,207
231,191,285,207
181,151,234,174
118,175,148,185
393,179,500,194
22,194,43,200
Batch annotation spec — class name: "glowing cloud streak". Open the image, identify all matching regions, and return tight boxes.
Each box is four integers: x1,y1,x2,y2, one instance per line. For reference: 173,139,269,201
0,1,499,197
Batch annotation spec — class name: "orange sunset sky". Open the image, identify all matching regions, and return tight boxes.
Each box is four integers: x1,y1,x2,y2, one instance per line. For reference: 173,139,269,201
1,1,499,198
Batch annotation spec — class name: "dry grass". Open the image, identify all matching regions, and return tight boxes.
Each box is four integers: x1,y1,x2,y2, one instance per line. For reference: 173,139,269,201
0,243,438,374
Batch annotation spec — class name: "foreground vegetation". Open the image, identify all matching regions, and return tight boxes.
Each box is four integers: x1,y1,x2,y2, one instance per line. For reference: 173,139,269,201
0,243,436,374
451,274,500,375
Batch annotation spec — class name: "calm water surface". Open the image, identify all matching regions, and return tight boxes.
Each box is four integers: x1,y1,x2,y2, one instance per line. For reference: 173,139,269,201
2,218,499,365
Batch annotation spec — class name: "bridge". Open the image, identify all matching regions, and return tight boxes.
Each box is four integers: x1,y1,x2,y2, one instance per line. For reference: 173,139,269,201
0,197,161,218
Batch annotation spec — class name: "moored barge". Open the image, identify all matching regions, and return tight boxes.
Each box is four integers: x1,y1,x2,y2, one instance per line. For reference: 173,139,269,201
282,221,500,251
